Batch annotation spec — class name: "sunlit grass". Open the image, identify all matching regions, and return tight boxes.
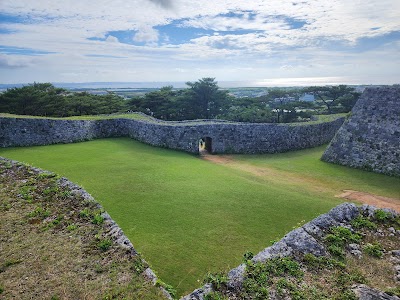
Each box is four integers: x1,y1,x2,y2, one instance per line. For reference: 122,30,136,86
1,139,398,296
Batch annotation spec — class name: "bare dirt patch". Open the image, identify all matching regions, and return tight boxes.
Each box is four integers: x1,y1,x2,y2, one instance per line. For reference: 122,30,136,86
337,190,400,213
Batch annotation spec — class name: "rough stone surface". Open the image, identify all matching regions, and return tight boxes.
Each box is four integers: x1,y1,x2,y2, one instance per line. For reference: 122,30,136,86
183,203,399,299
322,87,400,177
0,115,344,154
180,284,213,300
353,284,400,300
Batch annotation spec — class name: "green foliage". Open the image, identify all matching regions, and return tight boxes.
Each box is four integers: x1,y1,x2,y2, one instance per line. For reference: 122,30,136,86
79,208,91,219
98,239,112,251
242,257,303,300
302,85,360,114
374,209,391,222
363,242,384,258
28,206,51,219
334,290,358,300
132,258,146,274
204,273,228,290
92,213,104,225
335,269,366,286
155,279,177,299
66,224,78,231
0,83,126,117
386,287,400,297
243,251,254,262
350,216,377,230
325,226,361,258
303,253,345,270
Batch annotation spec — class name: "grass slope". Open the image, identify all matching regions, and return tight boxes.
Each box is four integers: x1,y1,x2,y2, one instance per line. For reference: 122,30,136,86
0,159,165,299
1,138,398,296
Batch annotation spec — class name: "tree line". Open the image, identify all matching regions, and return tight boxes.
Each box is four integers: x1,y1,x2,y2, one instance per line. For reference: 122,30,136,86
0,79,361,122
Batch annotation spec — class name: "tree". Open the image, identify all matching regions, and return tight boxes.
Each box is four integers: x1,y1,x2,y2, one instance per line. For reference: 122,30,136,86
185,78,230,119
303,85,358,114
0,83,65,116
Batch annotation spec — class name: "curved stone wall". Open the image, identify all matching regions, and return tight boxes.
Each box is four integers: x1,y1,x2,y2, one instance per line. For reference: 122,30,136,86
322,87,400,177
0,115,345,154
182,203,399,299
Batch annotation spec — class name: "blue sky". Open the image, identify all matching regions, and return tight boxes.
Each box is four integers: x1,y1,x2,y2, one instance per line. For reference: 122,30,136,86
0,0,399,85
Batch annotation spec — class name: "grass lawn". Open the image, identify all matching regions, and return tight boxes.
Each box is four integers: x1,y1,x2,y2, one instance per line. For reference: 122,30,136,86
1,138,398,296
233,146,400,199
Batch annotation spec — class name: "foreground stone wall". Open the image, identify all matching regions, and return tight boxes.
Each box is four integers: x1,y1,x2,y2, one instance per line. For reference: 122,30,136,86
182,203,399,300
322,87,400,177
0,115,344,154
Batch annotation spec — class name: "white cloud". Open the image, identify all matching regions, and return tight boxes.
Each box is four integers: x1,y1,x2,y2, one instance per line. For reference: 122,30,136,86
0,0,399,83
0,54,37,68
133,26,159,43
105,35,119,43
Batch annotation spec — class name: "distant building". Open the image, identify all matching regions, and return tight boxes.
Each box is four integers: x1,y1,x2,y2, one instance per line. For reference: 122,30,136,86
299,94,315,102
274,96,296,103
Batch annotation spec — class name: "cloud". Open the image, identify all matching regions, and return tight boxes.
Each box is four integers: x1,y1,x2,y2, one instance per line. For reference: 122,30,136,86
0,0,399,83
0,54,35,68
148,0,174,9
105,35,119,43
133,26,159,43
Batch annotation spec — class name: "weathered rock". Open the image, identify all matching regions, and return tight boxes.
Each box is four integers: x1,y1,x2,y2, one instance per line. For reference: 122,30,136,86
327,202,359,222
281,227,326,256
322,86,400,177
353,284,400,300
180,284,213,300
349,243,361,251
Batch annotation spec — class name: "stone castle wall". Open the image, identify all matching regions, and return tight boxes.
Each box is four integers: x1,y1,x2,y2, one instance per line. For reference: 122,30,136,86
182,203,399,299
0,115,344,154
322,87,400,177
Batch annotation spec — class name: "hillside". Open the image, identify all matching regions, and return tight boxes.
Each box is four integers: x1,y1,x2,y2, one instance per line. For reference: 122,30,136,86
0,158,168,299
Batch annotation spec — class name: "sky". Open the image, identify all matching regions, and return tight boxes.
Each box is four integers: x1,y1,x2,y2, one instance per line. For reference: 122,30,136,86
0,0,400,86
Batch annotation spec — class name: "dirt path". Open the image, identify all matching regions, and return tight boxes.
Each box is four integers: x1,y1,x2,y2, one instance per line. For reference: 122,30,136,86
336,190,400,212
201,153,400,212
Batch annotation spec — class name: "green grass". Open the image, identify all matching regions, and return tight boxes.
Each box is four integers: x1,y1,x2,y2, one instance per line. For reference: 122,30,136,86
1,138,398,296
234,146,400,199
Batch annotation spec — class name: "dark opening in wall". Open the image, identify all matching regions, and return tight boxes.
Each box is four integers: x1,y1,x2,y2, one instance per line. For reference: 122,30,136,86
199,137,212,154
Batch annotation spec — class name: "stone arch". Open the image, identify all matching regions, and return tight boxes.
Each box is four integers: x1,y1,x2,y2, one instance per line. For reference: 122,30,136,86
199,136,212,154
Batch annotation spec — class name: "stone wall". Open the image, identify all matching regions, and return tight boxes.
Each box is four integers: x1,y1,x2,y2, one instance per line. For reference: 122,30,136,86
182,203,399,300
322,87,400,177
0,115,344,154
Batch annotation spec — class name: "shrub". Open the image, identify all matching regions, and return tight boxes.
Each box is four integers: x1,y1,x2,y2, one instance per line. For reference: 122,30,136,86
374,209,391,223
92,214,104,225
66,224,78,231
324,226,361,258
98,239,112,251
363,242,384,258
204,273,228,290
350,216,377,230
155,279,176,299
